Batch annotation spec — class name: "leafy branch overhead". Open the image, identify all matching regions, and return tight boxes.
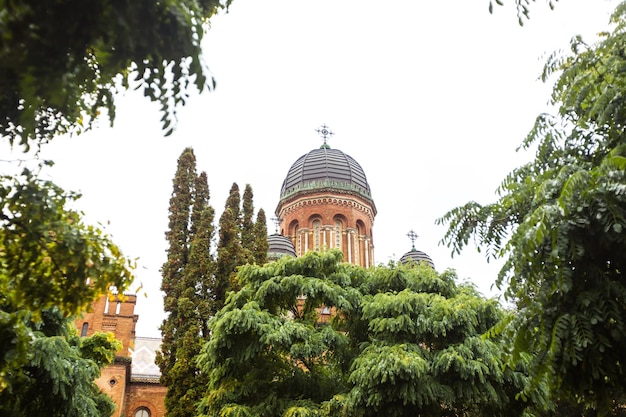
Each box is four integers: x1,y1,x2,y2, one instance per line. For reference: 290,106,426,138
0,0,231,149
489,0,559,25
0,168,134,413
438,4,626,414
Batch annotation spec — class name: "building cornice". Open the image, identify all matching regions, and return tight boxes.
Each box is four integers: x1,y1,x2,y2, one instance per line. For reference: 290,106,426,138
277,193,376,224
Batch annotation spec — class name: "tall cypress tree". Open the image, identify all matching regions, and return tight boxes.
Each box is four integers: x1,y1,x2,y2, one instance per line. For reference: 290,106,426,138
241,184,256,264
192,173,217,335
253,208,268,265
216,183,268,301
215,205,242,302
224,182,241,225
158,148,196,386
157,149,216,417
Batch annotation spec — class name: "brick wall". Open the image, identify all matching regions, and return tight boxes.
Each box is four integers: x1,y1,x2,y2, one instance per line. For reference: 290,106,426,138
95,361,131,417
124,382,167,417
74,293,138,356
277,191,375,267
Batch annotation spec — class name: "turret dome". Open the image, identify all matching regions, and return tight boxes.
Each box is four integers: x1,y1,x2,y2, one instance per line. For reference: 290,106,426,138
400,230,435,269
267,234,296,261
400,249,435,269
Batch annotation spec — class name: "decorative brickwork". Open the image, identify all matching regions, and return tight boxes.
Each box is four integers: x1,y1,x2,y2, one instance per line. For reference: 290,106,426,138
277,190,375,267
74,293,138,356
76,295,165,417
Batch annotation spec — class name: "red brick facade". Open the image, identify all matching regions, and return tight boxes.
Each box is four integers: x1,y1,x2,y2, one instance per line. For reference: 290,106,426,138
277,190,376,267
76,295,166,417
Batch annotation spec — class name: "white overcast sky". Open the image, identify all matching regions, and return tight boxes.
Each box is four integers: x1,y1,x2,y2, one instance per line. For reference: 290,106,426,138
8,0,619,337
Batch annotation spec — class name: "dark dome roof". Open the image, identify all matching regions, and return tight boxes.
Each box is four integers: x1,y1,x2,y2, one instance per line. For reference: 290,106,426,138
400,249,435,269
267,234,296,260
279,147,373,204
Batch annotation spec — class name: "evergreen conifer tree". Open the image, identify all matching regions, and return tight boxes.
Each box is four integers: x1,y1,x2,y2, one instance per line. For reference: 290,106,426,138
241,184,256,264
215,205,243,298
158,148,197,388
224,182,241,225
199,251,536,417
160,170,267,415
216,183,267,302
157,149,217,417
253,208,269,265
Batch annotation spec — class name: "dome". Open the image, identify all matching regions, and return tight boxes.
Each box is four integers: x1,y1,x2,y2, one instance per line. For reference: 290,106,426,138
279,146,374,206
267,234,296,260
400,249,435,269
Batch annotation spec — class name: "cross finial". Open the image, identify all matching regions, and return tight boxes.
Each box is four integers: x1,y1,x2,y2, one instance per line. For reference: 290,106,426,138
271,216,281,234
315,124,334,148
407,230,419,251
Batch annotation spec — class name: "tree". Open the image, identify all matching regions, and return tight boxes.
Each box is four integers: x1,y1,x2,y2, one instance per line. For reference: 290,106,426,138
240,184,269,265
215,183,244,296
0,168,134,393
438,5,626,415
0,308,122,417
198,250,536,417
158,159,269,416
0,0,232,149
241,184,256,264
157,148,217,417
224,182,241,225
252,208,269,265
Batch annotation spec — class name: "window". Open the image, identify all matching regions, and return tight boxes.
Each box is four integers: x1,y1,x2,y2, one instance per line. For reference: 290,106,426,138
296,226,301,256
334,220,342,249
313,220,321,250
81,322,88,337
135,407,150,417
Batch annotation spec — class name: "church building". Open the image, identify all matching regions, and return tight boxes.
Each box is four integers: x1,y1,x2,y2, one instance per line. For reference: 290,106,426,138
78,126,433,416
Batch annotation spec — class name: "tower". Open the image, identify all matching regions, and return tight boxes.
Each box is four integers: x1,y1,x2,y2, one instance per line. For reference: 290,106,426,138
75,293,166,417
275,126,376,267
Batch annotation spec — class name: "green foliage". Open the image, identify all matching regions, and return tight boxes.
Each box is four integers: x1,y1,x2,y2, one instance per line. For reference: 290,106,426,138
158,148,217,417
0,167,133,392
199,251,532,417
0,0,232,148
438,6,626,415
158,155,266,417
0,308,121,417
80,331,122,367
253,208,269,265
216,206,242,296
198,251,351,417
241,184,256,264
488,0,558,26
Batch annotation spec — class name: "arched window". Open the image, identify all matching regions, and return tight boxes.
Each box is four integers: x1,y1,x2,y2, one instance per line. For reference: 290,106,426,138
334,220,342,249
135,407,151,417
81,322,89,337
295,225,301,256
289,220,300,256
313,220,321,250
356,220,366,237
